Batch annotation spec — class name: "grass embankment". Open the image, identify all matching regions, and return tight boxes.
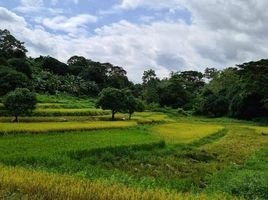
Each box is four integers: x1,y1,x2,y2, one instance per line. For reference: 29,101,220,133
33,108,110,116
0,112,172,123
150,123,224,143
0,121,137,134
37,94,97,108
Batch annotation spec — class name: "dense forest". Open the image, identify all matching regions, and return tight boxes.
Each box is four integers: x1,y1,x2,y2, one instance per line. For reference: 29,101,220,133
0,29,267,120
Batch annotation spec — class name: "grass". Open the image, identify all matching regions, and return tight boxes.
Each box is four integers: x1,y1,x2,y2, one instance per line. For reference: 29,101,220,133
33,108,110,116
0,127,159,156
72,126,266,194
206,146,268,200
37,94,96,108
0,121,137,134
0,165,238,200
150,123,224,143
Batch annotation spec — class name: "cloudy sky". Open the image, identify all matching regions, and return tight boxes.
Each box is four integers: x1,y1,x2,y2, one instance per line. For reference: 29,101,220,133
0,0,267,82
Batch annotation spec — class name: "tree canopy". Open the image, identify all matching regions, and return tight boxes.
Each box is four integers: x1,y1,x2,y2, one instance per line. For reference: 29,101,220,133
1,28,267,121
3,88,37,122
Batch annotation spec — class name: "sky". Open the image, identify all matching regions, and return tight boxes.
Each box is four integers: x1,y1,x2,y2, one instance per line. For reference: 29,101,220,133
0,0,267,82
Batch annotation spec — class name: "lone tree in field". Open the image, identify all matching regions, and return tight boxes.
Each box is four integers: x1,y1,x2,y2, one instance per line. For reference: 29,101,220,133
3,88,37,122
96,87,126,121
124,90,145,120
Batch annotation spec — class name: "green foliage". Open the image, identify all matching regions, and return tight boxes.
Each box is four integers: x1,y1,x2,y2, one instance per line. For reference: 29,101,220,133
0,29,27,59
32,70,99,96
97,88,145,120
0,66,29,96
96,87,127,120
3,88,37,121
80,61,108,85
8,58,32,78
67,55,88,67
198,88,229,117
39,56,69,75
159,73,188,108
124,90,145,119
37,93,96,108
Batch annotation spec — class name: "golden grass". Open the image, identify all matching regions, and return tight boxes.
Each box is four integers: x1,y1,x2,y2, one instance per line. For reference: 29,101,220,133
150,123,224,144
201,126,268,165
0,165,239,200
35,108,98,113
33,108,110,116
0,121,137,134
133,112,175,124
241,125,268,135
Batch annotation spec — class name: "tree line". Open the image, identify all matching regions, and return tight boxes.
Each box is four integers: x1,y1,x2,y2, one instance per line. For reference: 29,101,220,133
0,29,267,121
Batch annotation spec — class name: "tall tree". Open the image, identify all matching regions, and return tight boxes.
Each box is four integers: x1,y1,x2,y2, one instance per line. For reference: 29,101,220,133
159,74,188,108
0,29,27,59
3,88,36,122
41,56,69,75
142,69,157,85
67,56,88,67
96,87,126,121
124,90,145,119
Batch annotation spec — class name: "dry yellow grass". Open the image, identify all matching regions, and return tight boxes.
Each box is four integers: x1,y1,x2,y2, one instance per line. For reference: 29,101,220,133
150,123,224,144
201,126,268,165
241,125,268,135
0,165,238,200
0,121,137,134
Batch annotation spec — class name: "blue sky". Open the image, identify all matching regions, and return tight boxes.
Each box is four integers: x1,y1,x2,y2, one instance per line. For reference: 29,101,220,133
0,0,267,82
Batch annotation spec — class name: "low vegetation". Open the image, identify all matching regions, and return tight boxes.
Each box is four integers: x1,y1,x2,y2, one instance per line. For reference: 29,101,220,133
0,165,239,200
150,123,224,143
0,121,137,134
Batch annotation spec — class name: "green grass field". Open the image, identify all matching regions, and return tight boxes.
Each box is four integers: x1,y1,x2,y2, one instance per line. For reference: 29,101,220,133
0,95,267,200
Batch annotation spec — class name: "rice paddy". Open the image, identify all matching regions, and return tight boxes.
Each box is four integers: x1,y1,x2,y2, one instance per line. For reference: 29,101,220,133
0,121,137,134
0,95,267,199
150,123,224,143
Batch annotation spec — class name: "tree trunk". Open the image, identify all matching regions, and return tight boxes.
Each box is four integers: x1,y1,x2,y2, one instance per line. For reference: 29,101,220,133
129,112,132,120
112,110,115,121
13,115,18,123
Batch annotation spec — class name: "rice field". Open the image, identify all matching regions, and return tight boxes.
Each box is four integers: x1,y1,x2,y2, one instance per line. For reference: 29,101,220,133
33,108,110,116
0,165,238,200
0,95,267,199
150,123,224,143
0,121,137,134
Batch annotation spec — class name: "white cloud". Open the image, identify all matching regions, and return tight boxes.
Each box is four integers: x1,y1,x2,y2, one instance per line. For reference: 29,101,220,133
1,1,268,82
0,7,27,30
16,0,44,13
16,0,63,14
20,0,44,7
72,0,79,4
41,14,98,34
118,0,181,10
